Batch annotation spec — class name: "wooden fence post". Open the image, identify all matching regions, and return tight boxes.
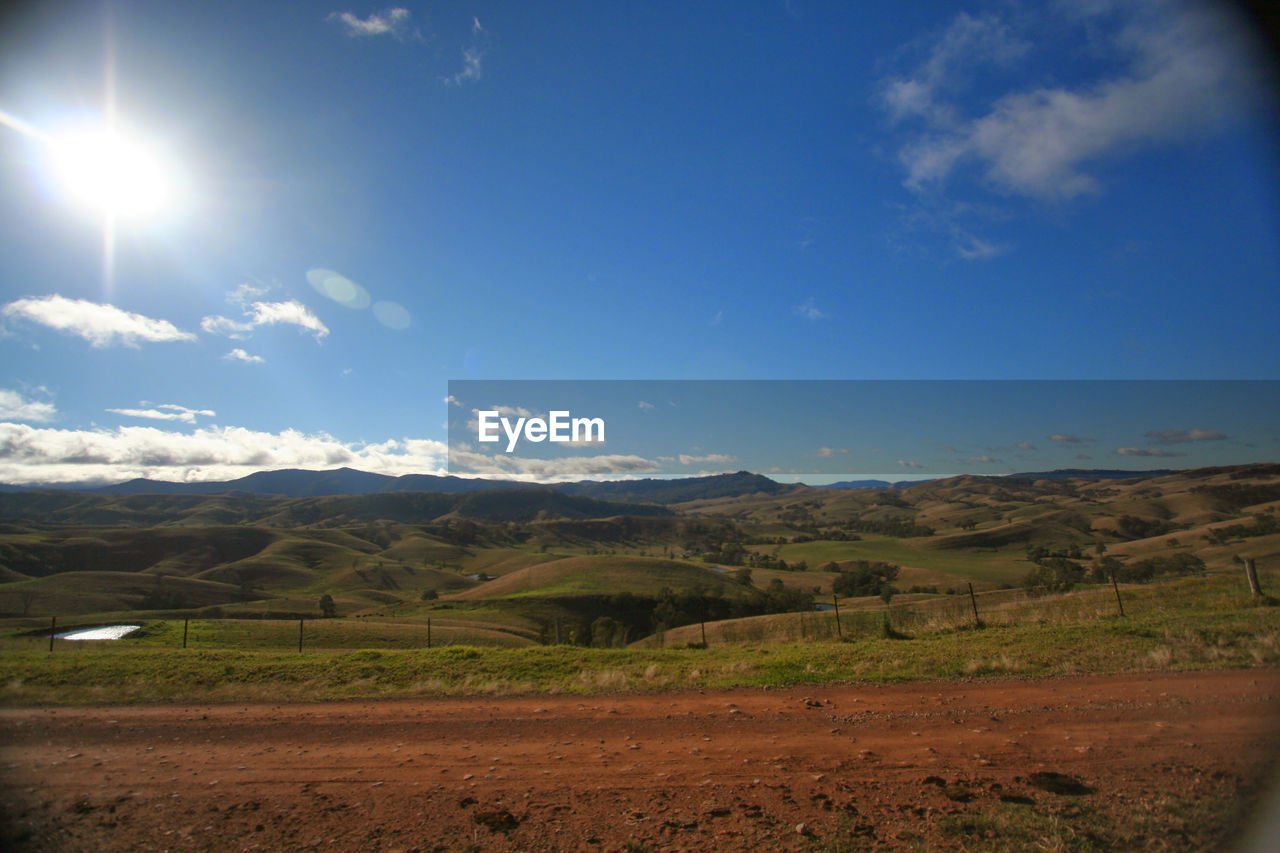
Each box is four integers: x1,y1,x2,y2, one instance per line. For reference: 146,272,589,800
298,618,304,653
833,594,842,639
49,616,56,653
183,619,189,649
1110,571,1126,617
967,583,981,627
1245,558,1263,597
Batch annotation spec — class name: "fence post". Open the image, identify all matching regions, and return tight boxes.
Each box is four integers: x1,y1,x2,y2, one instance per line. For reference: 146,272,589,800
1245,558,1263,597
833,594,842,639
49,616,56,653
700,619,707,647
183,619,189,649
967,583,981,627
298,618,304,653
1110,571,1126,617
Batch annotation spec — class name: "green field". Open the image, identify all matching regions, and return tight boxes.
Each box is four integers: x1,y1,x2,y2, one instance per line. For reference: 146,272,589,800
3,571,1276,706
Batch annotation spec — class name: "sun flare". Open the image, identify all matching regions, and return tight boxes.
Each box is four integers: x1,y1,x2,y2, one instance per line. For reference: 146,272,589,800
49,129,170,217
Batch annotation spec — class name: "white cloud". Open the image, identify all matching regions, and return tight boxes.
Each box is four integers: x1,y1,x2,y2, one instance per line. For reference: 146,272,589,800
817,447,849,458
898,459,923,468
224,348,264,364
967,455,1003,464
638,400,655,411
107,404,215,425
1145,428,1227,444
793,297,827,321
328,7,412,39
0,422,449,485
444,395,461,407
201,316,253,338
1016,441,1036,450
0,388,56,423
3,295,196,348
1050,433,1090,444
246,300,329,339
202,299,328,342
1116,447,1184,457
678,453,737,466
883,3,1258,202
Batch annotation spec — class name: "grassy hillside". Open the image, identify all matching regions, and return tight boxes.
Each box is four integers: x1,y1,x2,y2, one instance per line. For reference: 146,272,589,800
1,463,1275,646
448,554,749,601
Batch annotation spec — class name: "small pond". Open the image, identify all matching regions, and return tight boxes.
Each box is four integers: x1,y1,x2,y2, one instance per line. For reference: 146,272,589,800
55,624,141,641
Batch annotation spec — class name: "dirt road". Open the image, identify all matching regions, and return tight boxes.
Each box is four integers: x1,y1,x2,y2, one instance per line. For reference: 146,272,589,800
3,669,1279,851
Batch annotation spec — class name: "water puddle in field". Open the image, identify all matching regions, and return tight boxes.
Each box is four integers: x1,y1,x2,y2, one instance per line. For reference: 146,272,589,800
54,625,141,641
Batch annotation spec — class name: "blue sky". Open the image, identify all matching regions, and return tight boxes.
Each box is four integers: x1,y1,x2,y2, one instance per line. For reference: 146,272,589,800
0,1,1277,484
446,380,1280,482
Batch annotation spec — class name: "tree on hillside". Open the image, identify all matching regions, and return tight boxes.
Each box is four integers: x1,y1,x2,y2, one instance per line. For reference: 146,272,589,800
319,593,337,618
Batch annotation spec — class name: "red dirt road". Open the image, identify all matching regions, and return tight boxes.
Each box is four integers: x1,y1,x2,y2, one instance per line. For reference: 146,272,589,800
3,669,1280,852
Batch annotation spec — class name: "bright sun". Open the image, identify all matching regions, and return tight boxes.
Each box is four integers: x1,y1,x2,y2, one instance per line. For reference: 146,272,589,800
49,129,170,217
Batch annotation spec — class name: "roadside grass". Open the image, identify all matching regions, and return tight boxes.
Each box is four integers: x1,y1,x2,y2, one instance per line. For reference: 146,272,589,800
1,572,1277,706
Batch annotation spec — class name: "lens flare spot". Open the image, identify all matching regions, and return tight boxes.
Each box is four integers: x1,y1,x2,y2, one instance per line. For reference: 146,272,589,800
372,300,411,330
306,268,371,309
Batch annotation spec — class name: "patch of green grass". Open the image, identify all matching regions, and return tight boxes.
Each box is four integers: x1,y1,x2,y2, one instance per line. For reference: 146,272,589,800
759,536,1032,585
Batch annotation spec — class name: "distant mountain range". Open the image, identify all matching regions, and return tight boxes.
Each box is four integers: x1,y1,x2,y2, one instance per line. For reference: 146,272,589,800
0,468,790,505
821,479,928,490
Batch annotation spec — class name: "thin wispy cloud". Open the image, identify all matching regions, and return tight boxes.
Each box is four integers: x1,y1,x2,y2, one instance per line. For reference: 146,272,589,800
3,295,196,348
793,297,827,321
0,388,56,423
107,403,216,425
638,400,654,411
817,447,849,458
967,455,1003,464
1015,441,1036,450
1117,447,1184,457
678,453,737,466
327,7,413,39
1146,428,1227,444
898,459,923,469
1050,433,1090,444
447,18,489,85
